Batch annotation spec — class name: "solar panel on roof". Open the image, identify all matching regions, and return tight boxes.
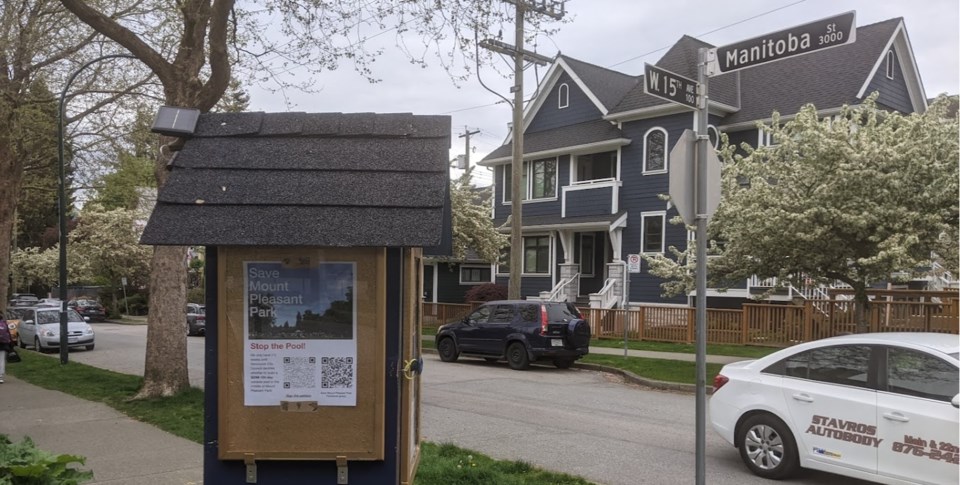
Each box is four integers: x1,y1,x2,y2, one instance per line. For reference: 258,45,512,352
151,106,201,136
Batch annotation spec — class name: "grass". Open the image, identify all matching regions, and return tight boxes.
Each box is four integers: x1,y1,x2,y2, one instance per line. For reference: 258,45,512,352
8,351,594,485
579,354,724,385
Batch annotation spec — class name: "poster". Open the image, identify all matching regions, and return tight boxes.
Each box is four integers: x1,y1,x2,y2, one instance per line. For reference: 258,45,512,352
243,260,357,407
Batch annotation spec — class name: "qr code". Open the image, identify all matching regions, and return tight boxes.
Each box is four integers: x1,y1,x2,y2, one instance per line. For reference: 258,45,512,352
282,356,316,389
321,357,354,389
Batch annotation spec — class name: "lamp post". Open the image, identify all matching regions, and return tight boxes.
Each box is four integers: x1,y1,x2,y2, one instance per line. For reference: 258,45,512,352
57,54,135,365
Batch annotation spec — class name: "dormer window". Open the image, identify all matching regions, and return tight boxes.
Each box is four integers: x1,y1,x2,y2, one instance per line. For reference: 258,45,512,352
885,50,895,80
558,83,569,109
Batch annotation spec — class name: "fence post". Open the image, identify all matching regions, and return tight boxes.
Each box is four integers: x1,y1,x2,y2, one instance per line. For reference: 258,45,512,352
741,305,749,344
687,307,694,344
638,306,645,342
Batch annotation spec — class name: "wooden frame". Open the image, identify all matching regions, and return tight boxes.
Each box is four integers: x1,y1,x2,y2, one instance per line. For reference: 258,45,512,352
216,246,386,461
399,248,423,484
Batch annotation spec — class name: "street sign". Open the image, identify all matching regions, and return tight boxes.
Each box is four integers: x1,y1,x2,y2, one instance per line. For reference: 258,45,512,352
668,129,722,226
627,254,641,273
121,277,128,286
643,63,698,109
707,11,856,75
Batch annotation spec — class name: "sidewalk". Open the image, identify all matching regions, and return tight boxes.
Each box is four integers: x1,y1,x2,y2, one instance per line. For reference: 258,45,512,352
0,377,202,484
587,345,748,364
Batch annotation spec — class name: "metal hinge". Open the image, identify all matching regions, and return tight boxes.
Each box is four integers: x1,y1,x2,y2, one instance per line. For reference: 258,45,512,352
337,456,348,484
244,453,257,483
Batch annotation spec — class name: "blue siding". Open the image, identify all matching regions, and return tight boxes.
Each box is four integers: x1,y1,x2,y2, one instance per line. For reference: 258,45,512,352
619,112,694,305
435,262,493,303
527,72,603,133
565,186,613,218
495,276,552,299
864,50,913,113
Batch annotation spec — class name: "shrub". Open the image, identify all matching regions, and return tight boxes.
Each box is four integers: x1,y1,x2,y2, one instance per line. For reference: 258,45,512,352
0,434,93,484
187,287,205,305
464,283,507,302
120,293,148,316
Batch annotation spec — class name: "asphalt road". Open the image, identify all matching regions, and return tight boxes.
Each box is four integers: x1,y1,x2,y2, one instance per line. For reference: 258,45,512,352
64,323,868,485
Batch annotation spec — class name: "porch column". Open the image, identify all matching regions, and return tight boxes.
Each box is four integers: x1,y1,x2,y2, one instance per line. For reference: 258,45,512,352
608,227,623,260
559,263,580,303
557,230,575,263
607,262,625,307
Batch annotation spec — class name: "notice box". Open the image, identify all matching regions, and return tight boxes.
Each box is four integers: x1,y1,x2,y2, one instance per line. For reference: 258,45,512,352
217,246,386,461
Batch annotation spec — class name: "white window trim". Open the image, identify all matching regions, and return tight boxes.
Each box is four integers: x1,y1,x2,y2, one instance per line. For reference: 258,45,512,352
707,125,720,149
640,211,667,254
642,127,668,175
558,83,569,109
501,158,559,205
571,150,619,184
885,50,895,80
459,264,494,285
578,233,596,277
757,128,777,147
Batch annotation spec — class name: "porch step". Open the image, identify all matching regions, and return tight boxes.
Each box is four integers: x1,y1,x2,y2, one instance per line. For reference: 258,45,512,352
575,296,591,306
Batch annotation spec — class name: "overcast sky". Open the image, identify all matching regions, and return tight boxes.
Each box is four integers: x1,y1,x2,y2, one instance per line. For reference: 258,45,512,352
247,0,960,186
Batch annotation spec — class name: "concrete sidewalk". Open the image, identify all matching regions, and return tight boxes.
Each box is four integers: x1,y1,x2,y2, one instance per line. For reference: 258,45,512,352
587,345,749,364
0,377,202,484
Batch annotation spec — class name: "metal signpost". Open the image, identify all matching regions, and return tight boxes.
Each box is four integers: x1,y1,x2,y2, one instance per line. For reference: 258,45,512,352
652,10,857,485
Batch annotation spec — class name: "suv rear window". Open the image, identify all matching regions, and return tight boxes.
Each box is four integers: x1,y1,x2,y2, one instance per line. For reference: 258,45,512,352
546,303,581,321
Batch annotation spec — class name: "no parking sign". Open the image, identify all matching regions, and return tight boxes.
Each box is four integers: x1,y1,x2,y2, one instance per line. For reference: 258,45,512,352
627,254,641,273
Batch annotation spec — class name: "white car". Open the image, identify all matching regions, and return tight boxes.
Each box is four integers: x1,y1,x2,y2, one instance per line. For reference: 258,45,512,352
710,332,959,485
6,306,96,352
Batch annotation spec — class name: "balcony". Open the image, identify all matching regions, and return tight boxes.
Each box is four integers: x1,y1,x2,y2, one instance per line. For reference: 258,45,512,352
561,178,621,219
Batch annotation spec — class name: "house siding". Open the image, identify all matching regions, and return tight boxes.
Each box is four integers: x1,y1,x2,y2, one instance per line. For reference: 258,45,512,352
434,262,493,303
863,50,913,113
527,72,604,133
495,275,552,299
565,186,614,218
618,112,694,305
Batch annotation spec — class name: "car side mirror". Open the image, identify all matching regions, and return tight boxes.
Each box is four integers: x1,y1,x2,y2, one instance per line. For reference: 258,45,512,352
24,320,34,325
952,394,959,409
84,316,90,322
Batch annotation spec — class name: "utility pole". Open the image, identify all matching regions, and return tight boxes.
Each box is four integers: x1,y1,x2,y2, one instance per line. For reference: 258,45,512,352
482,0,564,299
457,126,480,169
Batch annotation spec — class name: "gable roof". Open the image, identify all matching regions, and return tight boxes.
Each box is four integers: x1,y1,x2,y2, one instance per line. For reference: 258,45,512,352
560,56,639,112
722,17,914,127
480,119,629,164
140,112,451,247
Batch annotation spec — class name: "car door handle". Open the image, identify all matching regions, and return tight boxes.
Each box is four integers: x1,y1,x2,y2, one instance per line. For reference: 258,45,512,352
792,393,814,403
883,412,910,423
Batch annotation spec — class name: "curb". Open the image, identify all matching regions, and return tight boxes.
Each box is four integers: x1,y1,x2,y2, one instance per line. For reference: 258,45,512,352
422,348,714,395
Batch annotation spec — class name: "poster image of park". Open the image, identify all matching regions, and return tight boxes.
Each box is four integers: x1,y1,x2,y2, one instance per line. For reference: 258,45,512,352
243,260,357,407
246,261,354,340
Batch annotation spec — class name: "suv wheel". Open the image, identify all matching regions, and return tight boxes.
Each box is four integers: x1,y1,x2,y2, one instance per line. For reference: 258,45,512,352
506,342,530,370
553,358,575,369
437,337,459,362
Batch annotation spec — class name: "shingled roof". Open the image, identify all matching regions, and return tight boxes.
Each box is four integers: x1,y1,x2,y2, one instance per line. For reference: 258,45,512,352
560,55,639,112
480,119,628,163
140,112,451,248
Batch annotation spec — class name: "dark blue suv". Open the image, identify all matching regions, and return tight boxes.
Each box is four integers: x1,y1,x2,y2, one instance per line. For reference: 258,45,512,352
435,300,591,370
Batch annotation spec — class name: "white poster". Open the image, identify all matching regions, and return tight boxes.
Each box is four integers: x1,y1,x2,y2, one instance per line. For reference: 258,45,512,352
243,260,357,407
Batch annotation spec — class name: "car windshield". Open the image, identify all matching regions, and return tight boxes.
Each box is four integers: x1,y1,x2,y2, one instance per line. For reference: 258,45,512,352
36,309,85,324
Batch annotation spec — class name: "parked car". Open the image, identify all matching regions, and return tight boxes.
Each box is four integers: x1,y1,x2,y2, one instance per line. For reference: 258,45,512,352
187,303,205,336
6,305,95,352
435,300,590,370
709,332,959,485
8,293,38,306
68,299,106,322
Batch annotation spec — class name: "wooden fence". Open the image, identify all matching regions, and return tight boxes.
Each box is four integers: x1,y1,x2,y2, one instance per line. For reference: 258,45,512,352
422,298,959,348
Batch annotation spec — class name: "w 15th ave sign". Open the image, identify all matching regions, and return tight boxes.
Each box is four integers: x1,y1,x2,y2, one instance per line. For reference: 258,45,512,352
707,11,856,75
644,63,698,109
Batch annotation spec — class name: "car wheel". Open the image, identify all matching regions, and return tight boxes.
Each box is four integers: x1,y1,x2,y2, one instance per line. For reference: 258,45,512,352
738,414,799,479
437,337,459,362
34,337,46,353
506,342,530,370
85,344,95,351
553,358,575,369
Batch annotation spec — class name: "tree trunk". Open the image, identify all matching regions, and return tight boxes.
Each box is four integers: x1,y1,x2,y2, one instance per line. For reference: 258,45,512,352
0,144,25,315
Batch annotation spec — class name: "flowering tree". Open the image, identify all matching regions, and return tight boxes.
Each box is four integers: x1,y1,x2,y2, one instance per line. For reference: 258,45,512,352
646,95,959,332
450,166,507,263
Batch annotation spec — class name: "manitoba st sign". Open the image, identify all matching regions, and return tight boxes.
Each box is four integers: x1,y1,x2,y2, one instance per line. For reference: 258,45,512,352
643,63,698,109
708,11,856,75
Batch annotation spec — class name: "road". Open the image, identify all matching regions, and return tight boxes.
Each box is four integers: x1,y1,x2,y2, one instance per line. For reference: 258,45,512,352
67,323,868,485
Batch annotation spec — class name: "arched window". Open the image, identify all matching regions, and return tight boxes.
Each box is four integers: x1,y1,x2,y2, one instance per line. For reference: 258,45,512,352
558,83,569,109
885,50,895,80
643,127,667,173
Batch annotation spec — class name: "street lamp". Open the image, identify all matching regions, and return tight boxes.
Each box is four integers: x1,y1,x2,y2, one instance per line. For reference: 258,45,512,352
57,54,135,364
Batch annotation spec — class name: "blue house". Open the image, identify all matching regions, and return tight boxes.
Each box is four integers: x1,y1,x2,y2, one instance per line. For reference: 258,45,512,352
478,17,929,308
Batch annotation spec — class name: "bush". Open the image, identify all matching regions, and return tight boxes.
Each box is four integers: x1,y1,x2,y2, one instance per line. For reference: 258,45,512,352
187,287,205,305
120,293,148,316
464,283,507,302
0,434,93,484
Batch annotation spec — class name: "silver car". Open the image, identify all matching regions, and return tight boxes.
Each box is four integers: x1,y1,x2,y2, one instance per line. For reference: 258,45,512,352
7,306,96,352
